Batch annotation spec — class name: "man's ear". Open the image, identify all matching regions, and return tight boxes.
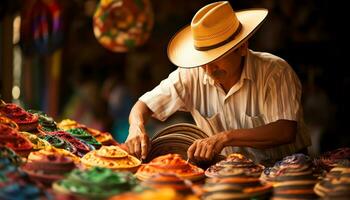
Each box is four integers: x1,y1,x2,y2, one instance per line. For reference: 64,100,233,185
238,41,248,56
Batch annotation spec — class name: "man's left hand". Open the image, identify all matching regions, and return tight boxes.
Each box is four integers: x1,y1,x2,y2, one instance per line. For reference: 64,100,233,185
187,133,227,162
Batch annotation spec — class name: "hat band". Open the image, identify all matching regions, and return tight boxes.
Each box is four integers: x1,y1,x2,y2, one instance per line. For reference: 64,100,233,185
194,23,242,51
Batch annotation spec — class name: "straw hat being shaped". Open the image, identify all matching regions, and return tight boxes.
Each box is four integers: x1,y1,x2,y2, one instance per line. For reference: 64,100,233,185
167,1,268,68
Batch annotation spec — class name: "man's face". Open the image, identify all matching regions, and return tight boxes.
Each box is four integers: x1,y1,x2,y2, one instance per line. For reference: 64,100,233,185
202,49,242,84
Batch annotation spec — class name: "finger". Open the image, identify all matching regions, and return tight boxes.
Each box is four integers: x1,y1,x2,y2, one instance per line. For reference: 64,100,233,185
194,142,203,161
140,134,148,160
125,140,134,155
202,144,214,160
146,134,151,153
199,141,208,160
187,141,197,160
134,139,141,159
205,144,214,160
213,142,224,155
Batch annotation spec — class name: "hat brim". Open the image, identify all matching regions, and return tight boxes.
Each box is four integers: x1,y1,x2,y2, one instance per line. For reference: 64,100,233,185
167,9,268,68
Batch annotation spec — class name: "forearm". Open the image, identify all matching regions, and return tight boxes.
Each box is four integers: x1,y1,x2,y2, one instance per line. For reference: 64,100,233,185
223,120,297,149
126,100,153,159
128,100,153,135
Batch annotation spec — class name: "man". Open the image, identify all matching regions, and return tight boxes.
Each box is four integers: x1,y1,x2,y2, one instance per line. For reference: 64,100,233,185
125,1,311,164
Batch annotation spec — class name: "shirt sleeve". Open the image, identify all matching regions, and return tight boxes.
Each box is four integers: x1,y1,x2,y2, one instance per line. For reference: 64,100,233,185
263,60,302,123
139,68,189,121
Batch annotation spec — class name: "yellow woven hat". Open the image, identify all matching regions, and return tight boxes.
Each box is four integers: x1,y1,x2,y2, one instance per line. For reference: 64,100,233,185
167,1,268,68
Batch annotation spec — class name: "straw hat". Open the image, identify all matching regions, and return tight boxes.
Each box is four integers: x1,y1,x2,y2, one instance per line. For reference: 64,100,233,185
147,123,225,169
167,1,268,68
147,123,209,162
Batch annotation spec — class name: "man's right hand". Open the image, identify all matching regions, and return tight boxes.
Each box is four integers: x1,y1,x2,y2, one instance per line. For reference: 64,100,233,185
125,124,150,160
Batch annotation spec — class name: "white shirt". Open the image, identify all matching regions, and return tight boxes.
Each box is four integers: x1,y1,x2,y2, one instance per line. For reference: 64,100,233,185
140,50,311,162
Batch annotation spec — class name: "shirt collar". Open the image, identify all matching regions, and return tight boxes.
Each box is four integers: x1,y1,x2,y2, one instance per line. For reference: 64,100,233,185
241,49,256,82
203,49,255,86
203,70,214,85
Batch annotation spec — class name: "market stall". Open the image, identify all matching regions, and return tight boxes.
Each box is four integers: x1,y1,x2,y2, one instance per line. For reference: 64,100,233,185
1,99,350,199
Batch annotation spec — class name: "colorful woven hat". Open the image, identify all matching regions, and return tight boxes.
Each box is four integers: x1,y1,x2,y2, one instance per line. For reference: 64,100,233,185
205,153,264,178
81,145,141,172
52,167,138,199
136,153,205,182
21,150,76,186
93,0,154,52
314,162,350,199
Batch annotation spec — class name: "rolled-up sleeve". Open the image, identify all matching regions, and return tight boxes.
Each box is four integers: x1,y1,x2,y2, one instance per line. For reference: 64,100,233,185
139,68,189,121
263,61,302,123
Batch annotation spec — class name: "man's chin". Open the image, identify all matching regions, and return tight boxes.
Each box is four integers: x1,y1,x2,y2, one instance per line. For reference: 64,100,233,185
212,76,223,83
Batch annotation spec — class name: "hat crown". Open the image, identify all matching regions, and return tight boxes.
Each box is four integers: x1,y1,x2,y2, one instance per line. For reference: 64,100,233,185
191,1,241,50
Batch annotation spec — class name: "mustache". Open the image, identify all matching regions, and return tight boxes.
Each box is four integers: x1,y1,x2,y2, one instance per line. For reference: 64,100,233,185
212,70,225,77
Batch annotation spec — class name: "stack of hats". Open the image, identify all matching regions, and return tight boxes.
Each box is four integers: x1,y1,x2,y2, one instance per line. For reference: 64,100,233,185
85,126,117,145
32,146,81,165
0,145,22,166
205,153,264,178
147,123,209,162
66,128,102,149
0,116,19,130
0,182,48,200
81,145,141,172
261,153,318,199
0,124,33,157
58,118,116,145
46,130,91,156
141,173,194,195
21,132,51,151
314,160,350,199
1,147,24,185
57,119,80,130
28,110,60,133
39,134,78,155
202,153,271,200
314,147,350,172
0,146,50,199
0,101,38,132
53,167,138,199
136,153,204,181
21,149,76,187
202,170,272,200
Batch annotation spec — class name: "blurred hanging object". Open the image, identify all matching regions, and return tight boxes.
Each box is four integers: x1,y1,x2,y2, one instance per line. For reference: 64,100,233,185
20,0,63,55
93,0,154,52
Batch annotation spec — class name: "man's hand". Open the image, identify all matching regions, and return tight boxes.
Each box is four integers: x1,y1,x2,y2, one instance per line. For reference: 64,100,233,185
125,124,150,160
187,133,227,162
